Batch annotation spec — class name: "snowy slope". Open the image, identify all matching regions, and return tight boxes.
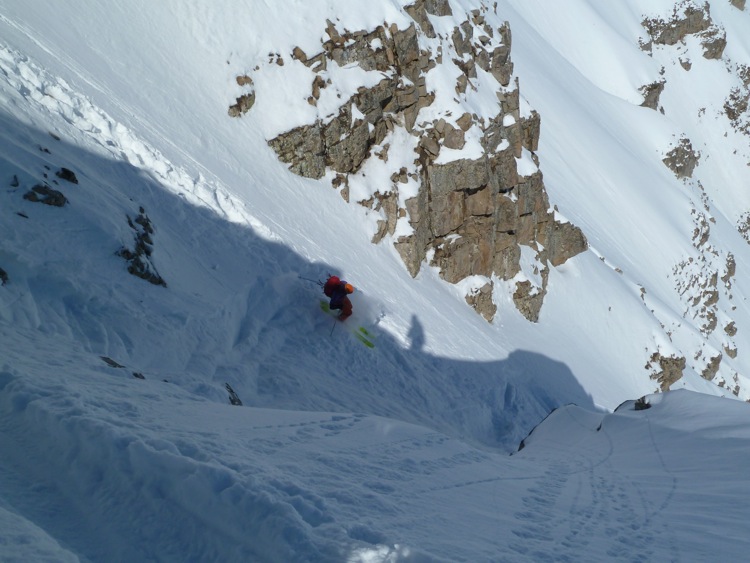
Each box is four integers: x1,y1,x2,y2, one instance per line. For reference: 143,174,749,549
2,0,750,561
507,0,750,395
4,348,750,561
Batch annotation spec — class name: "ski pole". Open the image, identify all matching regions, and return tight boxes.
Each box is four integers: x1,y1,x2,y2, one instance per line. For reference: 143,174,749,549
330,318,337,336
298,275,323,286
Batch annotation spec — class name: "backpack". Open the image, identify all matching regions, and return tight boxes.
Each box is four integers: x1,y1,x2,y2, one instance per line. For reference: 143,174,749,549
323,276,341,298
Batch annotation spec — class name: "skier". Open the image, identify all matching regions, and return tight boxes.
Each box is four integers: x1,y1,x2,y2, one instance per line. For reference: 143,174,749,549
323,275,355,321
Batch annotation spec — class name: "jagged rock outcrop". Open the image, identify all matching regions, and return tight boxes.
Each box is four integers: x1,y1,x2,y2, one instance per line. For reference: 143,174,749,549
663,136,699,179
100,356,125,368
0,267,7,286
724,344,738,359
512,277,547,323
737,211,750,244
117,207,167,287
725,66,750,136
639,5,749,393
731,0,746,10
228,75,256,117
228,93,255,117
641,1,726,60
225,383,243,406
700,26,727,60
647,352,686,391
725,87,749,134
55,167,78,184
642,3,709,47
725,321,738,337
673,251,723,336
23,184,68,207
258,5,586,322
640,79,666,111
642,1,711,50
465,282,496,321
405,0,453,38
701,353,722,381
19,165,76,206
634,396,652,410
639,3,749,183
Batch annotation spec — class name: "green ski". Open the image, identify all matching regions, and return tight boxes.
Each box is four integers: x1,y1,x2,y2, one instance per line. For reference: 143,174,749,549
320,301,375,348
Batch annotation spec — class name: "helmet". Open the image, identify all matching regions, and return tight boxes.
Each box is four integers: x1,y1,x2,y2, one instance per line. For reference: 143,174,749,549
345,283,354,294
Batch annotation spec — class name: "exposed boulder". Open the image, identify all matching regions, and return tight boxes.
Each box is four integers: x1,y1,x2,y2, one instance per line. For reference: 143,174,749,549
724,253,736,287
662,136,699,179
647,352,687,391
268,122,326,178
701,353,722,381
228,75,256,117
225,383,243,406
236,75,253,87
0,267,7,286
546,219,589,267
512,275,548,323
634,396,652,410
23,184,68,207
100,356,125,368
55,167,78,184
370,191,400,244
725,321,738,337
700,26,727,59
228,92,256,117
640,79,666,110
465,281,497,321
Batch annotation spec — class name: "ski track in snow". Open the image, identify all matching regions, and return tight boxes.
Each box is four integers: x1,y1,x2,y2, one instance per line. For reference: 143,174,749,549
500,406,688,563
1,328,707,562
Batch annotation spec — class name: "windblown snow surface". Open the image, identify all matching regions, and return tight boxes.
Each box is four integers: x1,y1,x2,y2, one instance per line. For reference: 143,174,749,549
2,1,750,561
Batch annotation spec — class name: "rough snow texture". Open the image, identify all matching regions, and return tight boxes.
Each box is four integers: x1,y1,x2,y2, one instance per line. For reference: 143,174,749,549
2,0,750,560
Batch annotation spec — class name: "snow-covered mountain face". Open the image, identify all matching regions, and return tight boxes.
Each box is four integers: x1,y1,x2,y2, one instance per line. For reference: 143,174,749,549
241,0,750,398
217,0,750,402
257,0,588,327
506,0,750,397
2,0,749,418
2,0,750,561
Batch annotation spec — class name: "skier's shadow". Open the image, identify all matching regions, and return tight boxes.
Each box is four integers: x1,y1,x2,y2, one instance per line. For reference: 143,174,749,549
407,314,425,351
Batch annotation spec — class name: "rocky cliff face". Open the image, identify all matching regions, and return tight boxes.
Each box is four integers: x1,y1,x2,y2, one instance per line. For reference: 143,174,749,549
637,0,749,393
239,1,586,322
641,0,726,59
